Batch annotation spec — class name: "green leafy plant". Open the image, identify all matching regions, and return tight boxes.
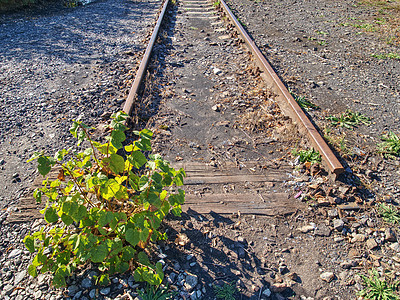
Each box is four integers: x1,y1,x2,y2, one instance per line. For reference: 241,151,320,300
326,110,371,129
378,203,400,224
137,284,178,300
24,112,186,287
357,269,399,300
378,131,400,158
213,0,220,7
316,30,329,35
214,282,238,300
292,148,322,165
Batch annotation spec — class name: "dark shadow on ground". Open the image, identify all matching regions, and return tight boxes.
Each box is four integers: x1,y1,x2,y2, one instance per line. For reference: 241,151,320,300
163,211,296,300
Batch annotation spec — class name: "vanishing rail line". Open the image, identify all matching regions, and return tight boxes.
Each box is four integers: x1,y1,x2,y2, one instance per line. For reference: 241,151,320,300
123,0,344,178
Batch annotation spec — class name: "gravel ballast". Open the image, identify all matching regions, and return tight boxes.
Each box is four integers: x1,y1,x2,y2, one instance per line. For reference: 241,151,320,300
0,0,160,298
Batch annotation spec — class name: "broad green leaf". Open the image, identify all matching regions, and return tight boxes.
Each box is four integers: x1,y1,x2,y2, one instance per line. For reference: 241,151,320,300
125,228,140,247
138,176,149,190
44,207,59,223
103,154,125,174
91,243,108,263
124,144,134,152
171,206,182,217
50,179,61,188
94,142,117,155
145,192,161,207
98,274,110,286
122,246,136,261
69,121,80,138
28,264,38,277
134,138,151,151
61,213,73,226
55,265,71,278
98,211,114,227
37,156,52,176
100,179,121,200
75,205,87,221
110,130,126,150
24,235,35,253
173,173,184,186
151,172,162,183
33,189,42,203
137,251,150,266
61,201,78,216
156,261,164,279
140,227,151,243
128,151,147,169
56,251,70,265
115,261,129,274
139,129,153,139
77,130,86,146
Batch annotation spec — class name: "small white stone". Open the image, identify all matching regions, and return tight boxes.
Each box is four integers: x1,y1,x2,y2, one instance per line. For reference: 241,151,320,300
320,271,335,282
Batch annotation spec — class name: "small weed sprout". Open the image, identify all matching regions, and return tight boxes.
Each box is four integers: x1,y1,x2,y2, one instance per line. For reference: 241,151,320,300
379,203,400,224
289,89,319,111
214,282,238,300
213,0,221,7
371,53,400,60
292,148,322,165
357,269,399,300
326,110,371,129
377,131,400,158
316,30,329,35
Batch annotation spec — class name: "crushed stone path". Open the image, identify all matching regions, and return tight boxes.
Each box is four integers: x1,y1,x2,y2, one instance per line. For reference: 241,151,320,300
0,1,161,299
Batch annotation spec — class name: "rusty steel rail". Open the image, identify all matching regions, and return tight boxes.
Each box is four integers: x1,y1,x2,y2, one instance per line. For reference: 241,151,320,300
123,0,170,116
219,0,344,176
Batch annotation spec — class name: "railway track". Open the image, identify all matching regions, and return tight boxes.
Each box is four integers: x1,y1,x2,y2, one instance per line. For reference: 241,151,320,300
9,0,344,220
121,0,344,216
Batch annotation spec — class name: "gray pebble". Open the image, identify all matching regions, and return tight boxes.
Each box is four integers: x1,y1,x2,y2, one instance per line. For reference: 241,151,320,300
81,278,92,289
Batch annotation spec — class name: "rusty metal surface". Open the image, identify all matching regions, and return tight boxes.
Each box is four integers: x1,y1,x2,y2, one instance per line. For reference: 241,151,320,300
123,0,170,116
219,0,344,176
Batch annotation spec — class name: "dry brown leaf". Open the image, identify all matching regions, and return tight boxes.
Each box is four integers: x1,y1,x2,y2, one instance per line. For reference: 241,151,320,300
57,169,65,181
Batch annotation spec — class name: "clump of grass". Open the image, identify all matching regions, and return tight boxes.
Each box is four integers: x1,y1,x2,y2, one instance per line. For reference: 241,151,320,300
292,148,322,165
371,52,400,60
214,282,238,300
137,285,178,300
357,269,399,300
326,110,371,129
379,203,400,224
377,131,400,158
